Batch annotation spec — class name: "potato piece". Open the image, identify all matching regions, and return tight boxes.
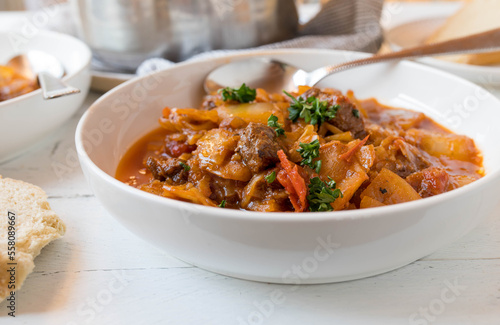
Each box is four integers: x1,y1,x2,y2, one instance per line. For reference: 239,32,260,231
319,140,375,210
217,103,283,125
360,196,386,209
361,168,421,205
405,128,481,164
194,129,252,182
196,129,236,165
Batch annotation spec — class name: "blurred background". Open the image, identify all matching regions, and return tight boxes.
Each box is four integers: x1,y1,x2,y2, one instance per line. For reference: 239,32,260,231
2,0,495,92
0,0,462,11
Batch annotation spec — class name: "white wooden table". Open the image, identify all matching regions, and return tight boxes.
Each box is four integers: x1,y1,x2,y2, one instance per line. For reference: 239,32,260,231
1,2,499,324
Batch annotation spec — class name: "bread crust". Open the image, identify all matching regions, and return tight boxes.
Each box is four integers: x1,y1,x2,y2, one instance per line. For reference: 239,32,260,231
0,176,66,301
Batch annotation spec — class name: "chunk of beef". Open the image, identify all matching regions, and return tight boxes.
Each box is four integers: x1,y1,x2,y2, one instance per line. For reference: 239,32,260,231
235,122,282,174
299,87,367,139
146,156,188,184
328,96,367,139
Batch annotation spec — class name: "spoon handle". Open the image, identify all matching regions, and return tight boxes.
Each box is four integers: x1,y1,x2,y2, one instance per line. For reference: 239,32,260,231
38,72,80,100
309,27,500,86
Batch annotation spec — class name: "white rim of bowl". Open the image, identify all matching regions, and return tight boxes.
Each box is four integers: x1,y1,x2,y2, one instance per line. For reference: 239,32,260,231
0,29,92,109
76,48,500,222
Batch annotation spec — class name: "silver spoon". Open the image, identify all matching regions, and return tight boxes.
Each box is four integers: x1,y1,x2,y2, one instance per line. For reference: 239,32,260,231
6,50,80,100
205,27,500,94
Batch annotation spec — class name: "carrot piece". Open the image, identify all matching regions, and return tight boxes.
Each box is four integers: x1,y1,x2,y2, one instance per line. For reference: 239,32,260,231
277,150,308,212
277,170,301,212
339,135,369,162
291,165,309,210
277,149,293,170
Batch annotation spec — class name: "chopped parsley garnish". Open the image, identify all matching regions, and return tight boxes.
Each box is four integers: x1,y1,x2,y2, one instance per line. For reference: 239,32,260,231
179,162,190,171
379,188,387,194
267,114,285,137
284,91,339,125
218,200,226,208
352,109,360,118
219,83,256,103
265,171,277,183
307,177,343,212
297,139,322,173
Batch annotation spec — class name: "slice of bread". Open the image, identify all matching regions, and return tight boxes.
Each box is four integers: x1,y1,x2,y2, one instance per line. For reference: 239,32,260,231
0,176,66,302
426,0,500,66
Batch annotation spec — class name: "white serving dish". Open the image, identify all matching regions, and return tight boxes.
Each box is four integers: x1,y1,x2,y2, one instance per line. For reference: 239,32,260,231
385,17,500,93
76,49,500,283
0,30,91,162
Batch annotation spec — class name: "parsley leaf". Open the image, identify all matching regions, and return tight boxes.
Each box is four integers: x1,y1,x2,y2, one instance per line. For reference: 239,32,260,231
219,83,256,103
307,176,343,212
218,200,226,208
352,109,360,118
297,139,322,173
179,162,190,172
267,114,285,137
284,91,339,125
265,171,277,183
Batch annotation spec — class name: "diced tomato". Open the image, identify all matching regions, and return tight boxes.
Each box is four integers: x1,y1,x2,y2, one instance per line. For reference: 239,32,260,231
165,140,196,158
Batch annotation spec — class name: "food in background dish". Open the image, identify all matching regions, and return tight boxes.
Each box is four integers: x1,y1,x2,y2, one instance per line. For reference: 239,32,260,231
0,66,39,102
426,0,500,66
116,84,483,212
0,176,66,301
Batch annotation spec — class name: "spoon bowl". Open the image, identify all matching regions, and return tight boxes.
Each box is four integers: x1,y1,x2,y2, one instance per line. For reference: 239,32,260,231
203,58,299,94
205,27,500,93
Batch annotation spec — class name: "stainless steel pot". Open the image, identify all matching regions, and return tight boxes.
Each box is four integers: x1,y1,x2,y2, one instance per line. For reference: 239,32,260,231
71,0,299,72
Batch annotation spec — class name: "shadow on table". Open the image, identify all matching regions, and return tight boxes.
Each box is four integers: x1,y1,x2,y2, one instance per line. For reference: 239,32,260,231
0,238,78,316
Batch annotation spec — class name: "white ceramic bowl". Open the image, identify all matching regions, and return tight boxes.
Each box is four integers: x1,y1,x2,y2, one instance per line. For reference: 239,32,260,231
0,30,91,162
76,49,500,283
385,17,500,92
